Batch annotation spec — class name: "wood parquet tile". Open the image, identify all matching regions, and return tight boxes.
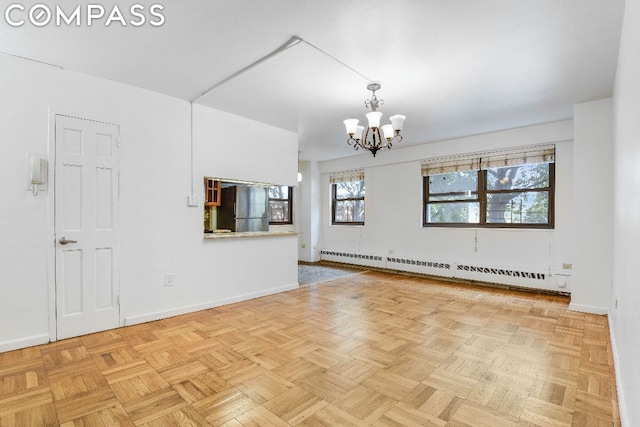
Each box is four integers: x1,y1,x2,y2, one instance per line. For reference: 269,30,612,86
0,271,621,426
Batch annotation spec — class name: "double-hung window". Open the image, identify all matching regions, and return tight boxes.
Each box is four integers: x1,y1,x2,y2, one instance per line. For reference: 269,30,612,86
331,170,365,225
268,185,293,224
423,145,555,228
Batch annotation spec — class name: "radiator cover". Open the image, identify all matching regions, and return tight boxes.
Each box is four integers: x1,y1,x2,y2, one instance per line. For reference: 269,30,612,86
320,249,553,290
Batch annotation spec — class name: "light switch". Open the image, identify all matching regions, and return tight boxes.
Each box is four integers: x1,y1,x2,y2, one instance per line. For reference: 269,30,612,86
187,195,199,207
164,273,174,287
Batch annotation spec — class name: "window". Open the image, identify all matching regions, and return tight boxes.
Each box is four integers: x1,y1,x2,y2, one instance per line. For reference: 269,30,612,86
485,163,553,225
268,185,292,224
426,170,480,224
330,170,365,225
423,145,555,228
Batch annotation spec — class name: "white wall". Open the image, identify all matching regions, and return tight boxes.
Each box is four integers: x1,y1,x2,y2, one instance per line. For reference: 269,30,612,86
297,160,321,262
611,0,640,424
0,55,299,352
317,121,574,292
570,99,614,314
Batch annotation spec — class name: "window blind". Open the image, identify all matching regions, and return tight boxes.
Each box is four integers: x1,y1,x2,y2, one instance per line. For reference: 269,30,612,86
421,144,555,176
421,155,480,176
329,169,365,184
479,144,555,169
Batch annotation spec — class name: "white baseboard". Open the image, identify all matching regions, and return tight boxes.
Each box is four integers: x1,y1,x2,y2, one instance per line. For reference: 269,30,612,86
124,283,299,326
0,334,49,354
608,313,628,427
568,302,609,315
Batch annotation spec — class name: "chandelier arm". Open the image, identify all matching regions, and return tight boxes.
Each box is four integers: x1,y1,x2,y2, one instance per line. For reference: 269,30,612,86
361,126,371,150
384,134,402,150
346,136,360,150
373,128,380,150
345,126,402,156
375,128,389,151
371,128,381,157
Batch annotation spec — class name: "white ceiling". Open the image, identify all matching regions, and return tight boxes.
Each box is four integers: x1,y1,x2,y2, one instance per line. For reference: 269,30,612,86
1,0,625,161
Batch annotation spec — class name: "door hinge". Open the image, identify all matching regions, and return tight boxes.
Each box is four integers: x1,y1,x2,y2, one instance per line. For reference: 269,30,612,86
117,295,121,306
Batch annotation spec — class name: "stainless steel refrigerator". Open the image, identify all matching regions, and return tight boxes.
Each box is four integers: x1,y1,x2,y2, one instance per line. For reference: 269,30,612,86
217,185,269,232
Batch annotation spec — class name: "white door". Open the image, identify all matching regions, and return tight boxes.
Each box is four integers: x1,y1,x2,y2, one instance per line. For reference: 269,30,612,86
55,115,120,340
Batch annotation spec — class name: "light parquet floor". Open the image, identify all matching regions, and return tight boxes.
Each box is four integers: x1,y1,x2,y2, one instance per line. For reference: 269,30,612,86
0,271,620,426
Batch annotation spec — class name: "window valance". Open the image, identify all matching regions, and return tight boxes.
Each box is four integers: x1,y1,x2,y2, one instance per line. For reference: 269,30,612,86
421,144,555,176
329,169,365,184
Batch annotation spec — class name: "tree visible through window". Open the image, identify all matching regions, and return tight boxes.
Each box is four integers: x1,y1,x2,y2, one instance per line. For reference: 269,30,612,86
332,180,365,225
424,162,554,228
269,185,292,224
425,170,480,224
485,163,552,224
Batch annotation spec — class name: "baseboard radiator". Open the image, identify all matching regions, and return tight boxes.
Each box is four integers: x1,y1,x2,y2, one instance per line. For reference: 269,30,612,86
320,249,551,290
319,250,385,268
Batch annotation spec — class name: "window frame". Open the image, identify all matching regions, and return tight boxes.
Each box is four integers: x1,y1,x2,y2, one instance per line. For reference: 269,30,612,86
423,163,555,229
331,180,365,226
268,185,293,225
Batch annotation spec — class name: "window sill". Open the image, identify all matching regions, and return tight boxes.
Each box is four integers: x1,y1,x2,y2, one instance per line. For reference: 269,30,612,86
423,224,553,230
203,231,300,240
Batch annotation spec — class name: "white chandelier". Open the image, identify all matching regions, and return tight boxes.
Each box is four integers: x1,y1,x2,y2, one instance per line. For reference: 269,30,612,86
343,82,406,157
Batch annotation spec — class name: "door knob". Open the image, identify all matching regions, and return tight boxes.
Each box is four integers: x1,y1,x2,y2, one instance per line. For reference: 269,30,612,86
59,237,78,245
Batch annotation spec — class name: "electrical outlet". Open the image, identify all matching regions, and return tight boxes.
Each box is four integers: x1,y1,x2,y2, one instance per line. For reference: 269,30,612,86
562,263,572,270
164,273,174,287
301,244,306,249
187,195,199,207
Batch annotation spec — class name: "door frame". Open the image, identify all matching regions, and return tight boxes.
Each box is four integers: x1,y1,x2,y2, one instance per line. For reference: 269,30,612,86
46,109,123,343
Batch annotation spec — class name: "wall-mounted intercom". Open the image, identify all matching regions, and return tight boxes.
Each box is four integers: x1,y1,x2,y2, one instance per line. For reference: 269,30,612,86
27,153,48,196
